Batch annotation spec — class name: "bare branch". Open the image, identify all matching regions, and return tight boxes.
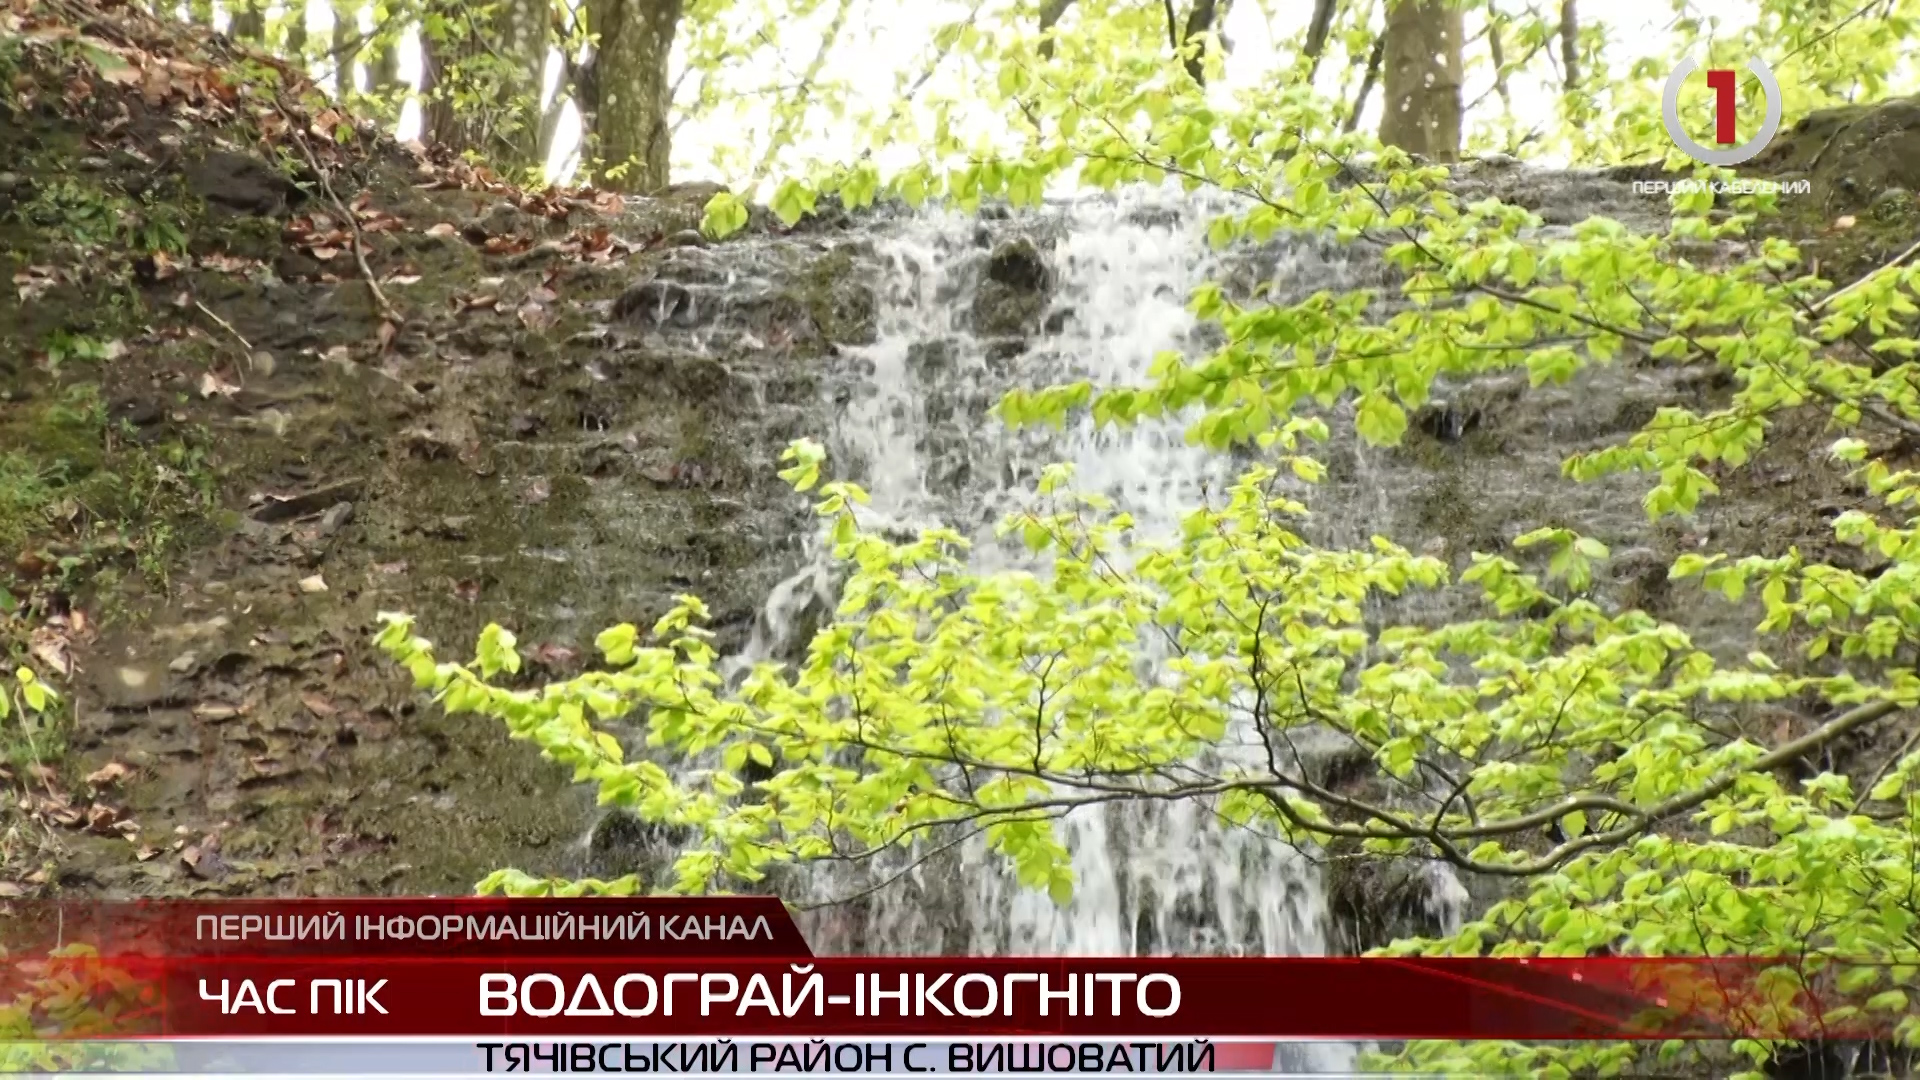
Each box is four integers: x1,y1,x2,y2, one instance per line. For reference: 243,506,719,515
1558,0,1579,91
1036,0,1076,58
1341,34,1385,133
1303,0,1338,78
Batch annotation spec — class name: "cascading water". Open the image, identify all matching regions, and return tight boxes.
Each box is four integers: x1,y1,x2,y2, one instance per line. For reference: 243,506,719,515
730,191,1390,1071
703,166,1698,1066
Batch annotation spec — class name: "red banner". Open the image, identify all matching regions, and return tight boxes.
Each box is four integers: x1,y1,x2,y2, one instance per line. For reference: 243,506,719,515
1,900,1909,1043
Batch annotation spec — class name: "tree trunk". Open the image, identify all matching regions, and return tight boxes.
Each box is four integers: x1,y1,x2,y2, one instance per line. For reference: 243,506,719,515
1177,0,1230,84
419,0,548,171
331,0,358,95
229,0,266,43
577,0,682,192
1342,33,1384,132
1558,0,1579,91
1037,0,1076,58
1303,0,1338,78
366,32,404,124
1377,0,1462,161
284,1,309,68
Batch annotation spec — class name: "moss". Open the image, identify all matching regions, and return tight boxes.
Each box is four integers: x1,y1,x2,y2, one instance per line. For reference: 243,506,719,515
1745,94,1920,282
802,247,878,345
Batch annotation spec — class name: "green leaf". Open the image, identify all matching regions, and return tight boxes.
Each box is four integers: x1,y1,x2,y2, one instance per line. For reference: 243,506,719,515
700,191,751,240
1866,989,1910,1013
1355,393,1408,447
595,624,638,666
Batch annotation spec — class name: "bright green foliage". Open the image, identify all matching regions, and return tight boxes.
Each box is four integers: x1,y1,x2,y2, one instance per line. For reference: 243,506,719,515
3,664,62,771
700,191,751,239
0,945,175,1072
368,0,1920,1073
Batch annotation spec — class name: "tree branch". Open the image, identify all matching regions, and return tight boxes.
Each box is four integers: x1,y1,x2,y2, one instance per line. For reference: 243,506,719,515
1036,0,1076,58
1303,0,1338,78
1341,35,1385,133
1558,0,1579,91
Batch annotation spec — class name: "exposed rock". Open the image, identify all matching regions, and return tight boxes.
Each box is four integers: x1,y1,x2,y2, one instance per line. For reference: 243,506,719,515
463,200,525,241
184,151,301,216
583,810,697,881
251,480,365,523
971,237,1055,337
1323,849,1460,955
615,280,700,328
986,236,1051,291
906,340,956,380
1751,93,1920,214
317,502,355,536
1873,185,1916,221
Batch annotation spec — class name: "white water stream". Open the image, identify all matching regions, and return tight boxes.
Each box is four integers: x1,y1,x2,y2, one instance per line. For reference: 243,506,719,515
732,194,1372,1077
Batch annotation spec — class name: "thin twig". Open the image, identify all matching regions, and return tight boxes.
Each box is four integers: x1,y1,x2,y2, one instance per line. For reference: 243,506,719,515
1342,35,1385,133
286,127,396,324
1852,725,1920,814
193,300,254,354
1811,235,1920,314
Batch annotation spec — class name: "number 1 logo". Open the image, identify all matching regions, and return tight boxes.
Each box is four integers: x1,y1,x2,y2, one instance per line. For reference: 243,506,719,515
1662,57,1782,166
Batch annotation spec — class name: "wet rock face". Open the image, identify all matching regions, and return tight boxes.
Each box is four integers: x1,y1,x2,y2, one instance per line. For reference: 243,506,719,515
49,168,892,897
972,237,1054,337
614,279,700,328
1753,93,1920,214
1323,852,1457,955
184,151,304,216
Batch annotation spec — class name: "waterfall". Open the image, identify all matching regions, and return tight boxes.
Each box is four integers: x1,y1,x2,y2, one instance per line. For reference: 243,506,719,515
696,167,1693,1061
725,192,1367,1072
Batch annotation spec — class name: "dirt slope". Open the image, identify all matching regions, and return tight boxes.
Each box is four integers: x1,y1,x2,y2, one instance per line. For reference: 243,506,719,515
1,0,871,897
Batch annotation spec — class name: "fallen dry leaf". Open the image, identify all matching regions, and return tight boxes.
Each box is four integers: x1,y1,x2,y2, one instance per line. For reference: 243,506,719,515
86,803,118,832
14,266,59,302
192,702,241,722
425,222,459,238
199,371,239,398
300,692,338,718
1834,215,1858,230
0,882,23,898
28,627,72,677
198,253,256,273
85,762,132,787
298,574,328,593
516,300,550,329
531,643,578,667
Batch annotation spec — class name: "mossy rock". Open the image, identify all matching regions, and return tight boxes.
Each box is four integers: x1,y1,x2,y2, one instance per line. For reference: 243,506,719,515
1751,94,1920,215
1748,94,1920,280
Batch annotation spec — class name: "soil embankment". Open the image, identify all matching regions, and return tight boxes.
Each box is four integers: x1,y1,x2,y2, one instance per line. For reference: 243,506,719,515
0,1,875,896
